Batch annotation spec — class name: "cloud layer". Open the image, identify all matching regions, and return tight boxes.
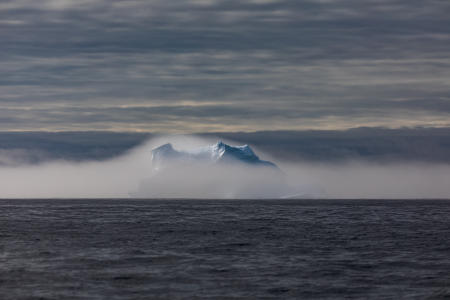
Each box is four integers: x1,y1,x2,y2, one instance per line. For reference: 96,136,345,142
1,0,450,131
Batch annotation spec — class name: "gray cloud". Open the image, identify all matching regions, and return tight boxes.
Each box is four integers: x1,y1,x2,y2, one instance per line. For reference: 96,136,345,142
0,0,449,131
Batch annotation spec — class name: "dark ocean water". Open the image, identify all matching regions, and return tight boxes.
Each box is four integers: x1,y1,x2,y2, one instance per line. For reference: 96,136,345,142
1,199,450,299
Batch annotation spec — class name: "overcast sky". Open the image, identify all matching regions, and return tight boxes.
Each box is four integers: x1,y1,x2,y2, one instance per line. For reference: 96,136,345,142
1,0,449,132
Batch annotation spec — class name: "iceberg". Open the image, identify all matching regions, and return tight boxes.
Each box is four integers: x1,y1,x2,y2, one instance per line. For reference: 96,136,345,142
151,141,278,170
132,141,290,198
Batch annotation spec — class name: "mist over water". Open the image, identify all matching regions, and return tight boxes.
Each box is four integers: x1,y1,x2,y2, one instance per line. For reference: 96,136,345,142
0,136,449,199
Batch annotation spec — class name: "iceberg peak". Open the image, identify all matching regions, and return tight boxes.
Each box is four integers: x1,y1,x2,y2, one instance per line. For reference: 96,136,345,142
151,141,277,169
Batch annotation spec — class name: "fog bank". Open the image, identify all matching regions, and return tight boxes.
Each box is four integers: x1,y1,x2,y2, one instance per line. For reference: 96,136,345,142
0,136,449,199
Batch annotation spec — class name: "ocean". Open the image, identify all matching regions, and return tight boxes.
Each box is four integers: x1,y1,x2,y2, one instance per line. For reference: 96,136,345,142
1,199,449,299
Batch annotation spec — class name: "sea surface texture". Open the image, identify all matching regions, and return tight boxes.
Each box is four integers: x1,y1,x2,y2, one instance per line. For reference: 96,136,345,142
1,199,450,299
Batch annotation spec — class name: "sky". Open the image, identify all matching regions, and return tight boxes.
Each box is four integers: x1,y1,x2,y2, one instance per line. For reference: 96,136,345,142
1,0,450,132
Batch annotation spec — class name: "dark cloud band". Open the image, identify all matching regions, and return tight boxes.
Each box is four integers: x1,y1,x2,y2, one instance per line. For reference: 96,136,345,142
1,128,450,165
